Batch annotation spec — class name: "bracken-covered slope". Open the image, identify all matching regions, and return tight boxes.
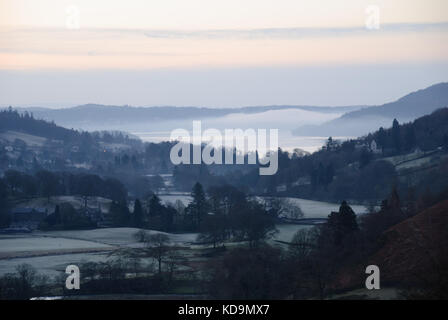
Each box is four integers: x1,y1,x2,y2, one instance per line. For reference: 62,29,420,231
368,199,448,284
335,199,448,292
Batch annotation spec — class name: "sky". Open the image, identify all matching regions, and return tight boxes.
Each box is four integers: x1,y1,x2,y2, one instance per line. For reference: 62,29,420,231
0,0,447,107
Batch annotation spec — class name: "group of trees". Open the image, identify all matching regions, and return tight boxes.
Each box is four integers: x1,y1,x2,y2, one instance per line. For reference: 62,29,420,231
206,183,448,300
374,118,416,155
0,264,50,299
0,169,129,229
133,232,171,274
66,249,181,296
227,145,398,202
215,109,448,202
374,108,448,154
139,195,177,231
40,203,96,230
0,178,10,227
208,178,448,300
205,200,361,299
193,183,278,248
1,170,127,204
124,182,278,247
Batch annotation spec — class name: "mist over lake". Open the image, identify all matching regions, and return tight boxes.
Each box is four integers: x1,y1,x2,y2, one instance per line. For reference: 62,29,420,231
128,108,351,153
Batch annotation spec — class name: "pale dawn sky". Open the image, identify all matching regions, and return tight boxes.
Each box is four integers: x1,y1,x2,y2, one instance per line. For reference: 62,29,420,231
0,0,447,106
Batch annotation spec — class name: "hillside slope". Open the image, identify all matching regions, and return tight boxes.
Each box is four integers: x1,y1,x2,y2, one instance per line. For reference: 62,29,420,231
343,82,448,120
368,199,448,285
295,82,448,136
335,200,448,294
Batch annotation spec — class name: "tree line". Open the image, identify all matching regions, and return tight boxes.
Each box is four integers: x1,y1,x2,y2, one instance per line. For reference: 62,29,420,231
120,182,279,248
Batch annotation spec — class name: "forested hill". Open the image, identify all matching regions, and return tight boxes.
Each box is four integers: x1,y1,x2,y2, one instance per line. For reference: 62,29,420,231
222,108,448,202
14,104,363,129
0,107,80,142
0,107,139,146
367,107,448,152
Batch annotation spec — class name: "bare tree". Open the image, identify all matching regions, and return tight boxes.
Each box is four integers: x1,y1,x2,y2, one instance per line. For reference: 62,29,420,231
280,198,304,219
144,233,171,274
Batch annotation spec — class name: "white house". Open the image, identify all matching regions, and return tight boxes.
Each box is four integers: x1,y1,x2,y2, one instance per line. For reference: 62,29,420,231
370,140,382,154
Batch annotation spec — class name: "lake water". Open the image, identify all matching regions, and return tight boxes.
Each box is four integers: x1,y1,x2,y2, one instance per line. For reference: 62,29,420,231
134,130,353,154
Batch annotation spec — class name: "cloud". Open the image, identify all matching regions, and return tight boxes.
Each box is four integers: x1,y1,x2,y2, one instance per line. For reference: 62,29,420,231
3,21,448,41
0,22,447,69
141,22,448,40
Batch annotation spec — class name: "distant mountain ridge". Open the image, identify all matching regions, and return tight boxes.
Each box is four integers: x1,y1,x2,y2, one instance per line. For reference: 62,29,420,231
294,82,448,136
7,82,448,138
8,104,364,130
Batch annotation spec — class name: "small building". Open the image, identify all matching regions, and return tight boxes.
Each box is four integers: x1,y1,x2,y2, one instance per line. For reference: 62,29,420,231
370,140,382,154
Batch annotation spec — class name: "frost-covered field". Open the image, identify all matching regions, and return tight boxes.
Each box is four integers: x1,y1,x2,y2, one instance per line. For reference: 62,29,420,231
286,197,367,218
0,228,199,277
0,197,365,277
0,225,305,277
0,235,111,256
273,224,311,243
0,234,113,277
260,197,367,219
34,228,140,246
0,252,110,278
34,228,198,246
